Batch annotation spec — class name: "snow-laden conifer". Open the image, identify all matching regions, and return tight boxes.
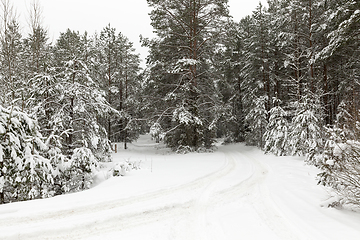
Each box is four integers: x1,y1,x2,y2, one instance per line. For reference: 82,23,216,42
42,30,115,194
94,25,141,149
264,98,289,156
61,147,99,192
165,105,205,151
144,0,229,150
288,94,323,158
0,6,26,108
0,106,53,204
245,96,268,148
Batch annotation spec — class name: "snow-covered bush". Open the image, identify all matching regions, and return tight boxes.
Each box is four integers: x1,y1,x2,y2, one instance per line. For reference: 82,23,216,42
336,101,358,140
196,146,217,153
175,145,193,154
0,106,53,204
112,163,127,177
312,100,360,209
126,159,141,170
315,132,360,209
111,159,141,177
150,122,163,143
61,147,99,192
46,145,67,195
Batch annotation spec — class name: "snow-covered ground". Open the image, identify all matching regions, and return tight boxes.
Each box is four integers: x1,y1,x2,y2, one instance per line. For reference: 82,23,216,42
1,134,360,240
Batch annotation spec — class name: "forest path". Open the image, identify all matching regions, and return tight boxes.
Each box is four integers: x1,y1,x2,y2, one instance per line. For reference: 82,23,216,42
0,140,346,240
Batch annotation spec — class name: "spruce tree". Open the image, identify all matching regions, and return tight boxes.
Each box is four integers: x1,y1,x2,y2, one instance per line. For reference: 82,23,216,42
50,30,114,193
289,92,323,157
245,96,268,148
264,98,289,156
0,106,53,204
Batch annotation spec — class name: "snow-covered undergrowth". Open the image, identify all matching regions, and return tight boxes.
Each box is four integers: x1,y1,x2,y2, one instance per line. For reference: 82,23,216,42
98,158,142,179
314,138,360,210
0,134,360,240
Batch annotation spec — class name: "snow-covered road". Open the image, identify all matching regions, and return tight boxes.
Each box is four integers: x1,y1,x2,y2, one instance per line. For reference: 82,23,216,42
1,137,360,239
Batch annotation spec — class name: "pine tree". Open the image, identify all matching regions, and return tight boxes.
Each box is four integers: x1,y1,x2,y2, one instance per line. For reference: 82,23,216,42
95,25,119,143
24,0,49,76
266,0,288,104
316,0,360,127
116,40,142,149
215,20,247,142
94,25,141,149
244,3,272,111
145,0,230,150
23,0,54,138
236,3,281,147
0,0,25,108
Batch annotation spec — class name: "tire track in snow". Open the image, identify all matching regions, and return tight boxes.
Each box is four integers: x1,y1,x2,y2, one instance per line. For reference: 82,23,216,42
2,147,306,240
214,149,303,240
1,153,236,240
14,201,195,240
189,153,236,240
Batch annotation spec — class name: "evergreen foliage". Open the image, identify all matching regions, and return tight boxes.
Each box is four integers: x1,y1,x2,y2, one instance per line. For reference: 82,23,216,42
144,0,230,150
0,7,25,108
0,106,53,204
264,98,289,156
245,96,268,148
94,25,141,148
289,94,323,157
60,147,99,193
0,1,142,204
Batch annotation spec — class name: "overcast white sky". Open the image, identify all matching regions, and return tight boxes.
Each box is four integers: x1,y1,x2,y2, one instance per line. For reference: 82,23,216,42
14,0,267,67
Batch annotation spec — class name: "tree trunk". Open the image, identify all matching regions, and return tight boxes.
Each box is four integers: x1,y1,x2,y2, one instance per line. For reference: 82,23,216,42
107,43,112,141
322,63,331,125
0,192,3,204
294,10,302,100
124,129,128,150
0,161,3,204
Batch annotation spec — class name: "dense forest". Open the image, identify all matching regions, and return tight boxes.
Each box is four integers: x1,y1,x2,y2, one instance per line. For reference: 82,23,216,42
0,0,359,209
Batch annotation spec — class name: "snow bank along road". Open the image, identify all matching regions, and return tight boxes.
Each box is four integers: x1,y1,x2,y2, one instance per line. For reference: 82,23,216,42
1,143,360,239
